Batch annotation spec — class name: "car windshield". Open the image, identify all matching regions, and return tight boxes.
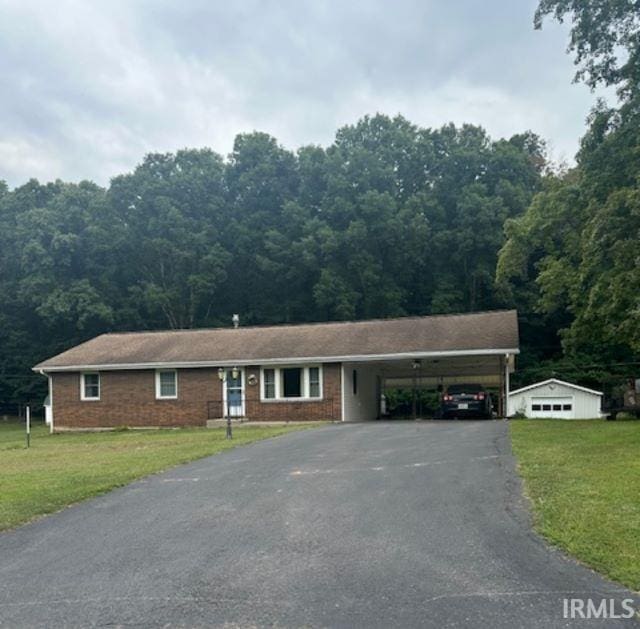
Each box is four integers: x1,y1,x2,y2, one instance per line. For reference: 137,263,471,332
446,384,485,394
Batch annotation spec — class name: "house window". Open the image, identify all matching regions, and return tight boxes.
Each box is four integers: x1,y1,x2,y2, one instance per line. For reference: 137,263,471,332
531,404,541,411
352,370,358,395
282,368,302,398
309,367,321,398
81,373,100,400
263,368,276,399
261,366,323,400
156,370,177,399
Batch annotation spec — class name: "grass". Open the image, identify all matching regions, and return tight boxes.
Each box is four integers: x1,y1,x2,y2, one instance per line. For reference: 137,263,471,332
510,419,640,590
0,420,311,531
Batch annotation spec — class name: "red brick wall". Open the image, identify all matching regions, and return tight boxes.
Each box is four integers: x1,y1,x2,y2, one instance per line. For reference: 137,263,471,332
51,363,342,428
243,364,341,421
51,368,223,428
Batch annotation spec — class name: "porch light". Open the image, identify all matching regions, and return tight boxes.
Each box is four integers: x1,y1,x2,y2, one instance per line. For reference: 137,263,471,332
231,367,239,380
217,367,225,381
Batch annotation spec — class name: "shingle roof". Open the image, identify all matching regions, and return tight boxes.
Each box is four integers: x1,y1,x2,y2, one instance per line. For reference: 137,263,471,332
508,378,602,396
34,310,519,371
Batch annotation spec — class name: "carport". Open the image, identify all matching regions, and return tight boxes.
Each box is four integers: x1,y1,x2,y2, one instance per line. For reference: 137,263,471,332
37,308,519,428
342,311,519,421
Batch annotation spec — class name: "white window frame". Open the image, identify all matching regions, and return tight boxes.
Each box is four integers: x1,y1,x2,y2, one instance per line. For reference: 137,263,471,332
80,372,100,401
260,365,323,401
262,367,277,400
155,369,178,400
308,366,321,399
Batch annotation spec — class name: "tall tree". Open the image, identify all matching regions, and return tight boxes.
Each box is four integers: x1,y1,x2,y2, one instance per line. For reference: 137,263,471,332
535,0,640,97
0,116,544,404
109,149,230,329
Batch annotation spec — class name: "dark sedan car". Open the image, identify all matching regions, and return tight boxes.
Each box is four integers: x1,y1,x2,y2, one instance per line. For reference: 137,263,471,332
440,384,492,419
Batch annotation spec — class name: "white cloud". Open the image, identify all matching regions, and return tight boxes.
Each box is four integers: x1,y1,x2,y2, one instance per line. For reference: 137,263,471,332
0,0,609,187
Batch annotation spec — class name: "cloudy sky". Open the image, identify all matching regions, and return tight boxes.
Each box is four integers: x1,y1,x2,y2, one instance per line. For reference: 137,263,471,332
0,0,608,188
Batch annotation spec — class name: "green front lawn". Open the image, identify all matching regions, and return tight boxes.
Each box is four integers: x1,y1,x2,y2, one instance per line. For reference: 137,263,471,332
510,419,640,590
0,421,311,531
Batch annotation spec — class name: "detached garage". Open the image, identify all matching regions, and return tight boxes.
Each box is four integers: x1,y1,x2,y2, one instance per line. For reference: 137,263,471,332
508,378,603,419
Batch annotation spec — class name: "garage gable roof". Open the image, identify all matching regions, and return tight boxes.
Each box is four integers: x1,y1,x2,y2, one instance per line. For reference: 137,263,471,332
34,309,519,372
509,378,602,397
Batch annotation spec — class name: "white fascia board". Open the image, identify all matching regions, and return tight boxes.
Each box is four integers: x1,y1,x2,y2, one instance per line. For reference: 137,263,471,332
34,347,520,373
508,378,603,397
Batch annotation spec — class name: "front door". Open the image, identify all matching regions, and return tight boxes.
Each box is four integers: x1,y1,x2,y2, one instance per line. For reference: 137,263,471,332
225,369,244,417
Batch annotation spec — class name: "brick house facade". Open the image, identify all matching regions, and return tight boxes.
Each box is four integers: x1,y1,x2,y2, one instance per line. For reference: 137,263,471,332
36,311,519,429
50,364,342,429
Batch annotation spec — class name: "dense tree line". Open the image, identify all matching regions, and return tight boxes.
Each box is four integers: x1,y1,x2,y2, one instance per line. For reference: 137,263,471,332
0,118,545,403
498,0,640,394
1,0,638,405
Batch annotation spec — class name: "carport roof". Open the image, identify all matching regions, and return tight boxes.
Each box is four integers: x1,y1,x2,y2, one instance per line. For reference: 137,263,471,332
34,309,519,371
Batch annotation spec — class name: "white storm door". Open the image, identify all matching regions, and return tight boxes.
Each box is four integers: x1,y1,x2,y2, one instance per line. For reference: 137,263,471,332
224,369,245,417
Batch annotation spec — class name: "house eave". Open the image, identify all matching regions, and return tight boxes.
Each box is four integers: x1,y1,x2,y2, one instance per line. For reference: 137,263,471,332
34,347,520,373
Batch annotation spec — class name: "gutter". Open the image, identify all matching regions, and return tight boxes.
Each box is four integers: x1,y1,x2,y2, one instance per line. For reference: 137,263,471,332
33,348,520,373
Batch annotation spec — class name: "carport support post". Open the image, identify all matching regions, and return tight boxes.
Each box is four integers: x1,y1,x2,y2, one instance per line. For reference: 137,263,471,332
503,353,510,419
498,357,505,418
25,405,30,448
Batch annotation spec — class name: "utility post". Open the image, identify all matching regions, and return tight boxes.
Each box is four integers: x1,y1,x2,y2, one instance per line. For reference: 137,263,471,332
218,368,232,439
217,367,239,439
412,360,421,420
25,405,31,448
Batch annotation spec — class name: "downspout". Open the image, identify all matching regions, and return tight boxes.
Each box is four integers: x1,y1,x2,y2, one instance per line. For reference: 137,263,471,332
39,369,53,434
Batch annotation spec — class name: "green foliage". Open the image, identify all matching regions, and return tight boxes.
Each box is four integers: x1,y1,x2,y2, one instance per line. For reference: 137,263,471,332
535,0,640,98
511,420,640,589
497,93,640,382
494,2,640,391
0,115,544,404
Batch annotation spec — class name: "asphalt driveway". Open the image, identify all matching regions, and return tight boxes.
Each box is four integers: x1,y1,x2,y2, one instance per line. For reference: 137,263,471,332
0,421,635,627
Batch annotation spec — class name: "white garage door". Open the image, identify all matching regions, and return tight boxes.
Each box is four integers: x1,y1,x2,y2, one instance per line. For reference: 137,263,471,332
529,396,574,418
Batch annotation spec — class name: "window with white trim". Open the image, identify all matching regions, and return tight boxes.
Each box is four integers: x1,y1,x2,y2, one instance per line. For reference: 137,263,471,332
263,368,276,399
261,366,322,400
156,369,178,399
81,372,100,400
309,367,321,398
282,368,302,398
